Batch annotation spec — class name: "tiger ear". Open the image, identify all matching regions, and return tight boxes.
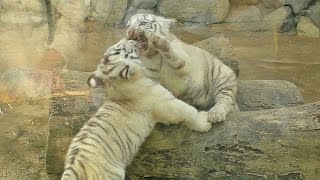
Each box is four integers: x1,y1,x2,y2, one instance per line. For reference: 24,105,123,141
119,64,135,80
87,74,104,88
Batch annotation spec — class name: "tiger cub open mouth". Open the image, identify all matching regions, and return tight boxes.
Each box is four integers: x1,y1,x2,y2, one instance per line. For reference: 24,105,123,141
128,30,148,51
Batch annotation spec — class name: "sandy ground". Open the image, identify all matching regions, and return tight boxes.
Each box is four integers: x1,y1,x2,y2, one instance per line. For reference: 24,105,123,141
0,100,56,180
0,27,319,180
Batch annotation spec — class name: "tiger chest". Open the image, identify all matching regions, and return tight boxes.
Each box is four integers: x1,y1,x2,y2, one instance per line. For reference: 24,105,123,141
159,65,189,97
140,55,189,97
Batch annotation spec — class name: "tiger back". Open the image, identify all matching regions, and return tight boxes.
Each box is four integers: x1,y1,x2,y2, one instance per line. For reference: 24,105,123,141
61,38,212,180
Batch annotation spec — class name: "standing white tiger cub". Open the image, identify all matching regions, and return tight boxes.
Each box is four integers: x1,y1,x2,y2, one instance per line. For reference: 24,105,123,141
61,38,212,180
126,13,238,123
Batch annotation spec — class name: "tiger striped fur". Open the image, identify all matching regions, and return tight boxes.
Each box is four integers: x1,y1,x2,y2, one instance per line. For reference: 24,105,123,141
126,13,238,123
61,38,212,180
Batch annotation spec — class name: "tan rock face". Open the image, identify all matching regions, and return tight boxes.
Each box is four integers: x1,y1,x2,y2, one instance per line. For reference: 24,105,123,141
193,35,236,60
0,0,47,24
224,5,261,23
132,0,158,9
263,6,292,30
0,0,49,68
283,0,313,13
297,16,319,38
93,0,127,24
229,0,259,6
158,0,230,23
51,0,127,25
309,1,320,28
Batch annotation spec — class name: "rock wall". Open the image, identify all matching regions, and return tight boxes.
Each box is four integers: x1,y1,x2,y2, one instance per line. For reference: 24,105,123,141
0,0,49,68
0,0,318,70
1,0,319,36
121,0,320,37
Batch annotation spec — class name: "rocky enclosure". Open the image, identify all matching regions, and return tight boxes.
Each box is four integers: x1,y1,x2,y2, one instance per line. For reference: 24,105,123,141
1,0,319,38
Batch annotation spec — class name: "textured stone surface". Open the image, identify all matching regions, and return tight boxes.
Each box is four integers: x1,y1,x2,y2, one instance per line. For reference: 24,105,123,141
158,0,230,23
229,0,259,5
93,0,127,24
283,0,313,13
224,5,261,23
264,6,292,21
132,0,158,9
0,0,49,68
237,80,304,111
193,35,237,60
297,16,320,38
259,0,285,9
309,1,320,28
263,6,293,30
51,0,127,24
127,102,320,179
193,35,239,77
257,0,285,15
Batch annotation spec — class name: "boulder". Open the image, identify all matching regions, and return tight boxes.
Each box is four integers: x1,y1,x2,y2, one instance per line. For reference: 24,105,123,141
224,5,261,23
158,0,230,23
91,0,127,24
0,0,49,68
283,0,313,14
44,70,305,175
309,1,320,28
51,0,127,25
0,0,48,17
297,16,320,38
237,80,304,111
257,0,285,15
229,0,259,6
259,0,285,9
193,35,239,77
225,4,292,32
127,102,320,179
263,6,293,30
131,0,158,9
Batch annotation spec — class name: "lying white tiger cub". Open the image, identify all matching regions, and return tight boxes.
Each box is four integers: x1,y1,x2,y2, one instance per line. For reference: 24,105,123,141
126,13,238,123
61,38,212,180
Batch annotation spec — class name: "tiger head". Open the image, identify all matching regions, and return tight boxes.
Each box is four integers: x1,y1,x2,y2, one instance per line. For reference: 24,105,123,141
87,38,144,88
126,13,176,52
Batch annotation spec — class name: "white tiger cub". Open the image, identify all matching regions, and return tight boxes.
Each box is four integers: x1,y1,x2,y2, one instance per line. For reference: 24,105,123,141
61,38,212,180
126,13,238,123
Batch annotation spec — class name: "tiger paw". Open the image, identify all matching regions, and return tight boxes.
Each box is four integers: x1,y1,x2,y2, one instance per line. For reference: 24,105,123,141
144,31,169,52
189,111,212,132
208,108,227,123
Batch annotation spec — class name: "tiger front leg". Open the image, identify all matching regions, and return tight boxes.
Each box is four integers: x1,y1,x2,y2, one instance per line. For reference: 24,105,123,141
153,93,212,132
209,85,237,123
144,30,169,52
144,31,185,69
186,111,212,132
208,106,228,123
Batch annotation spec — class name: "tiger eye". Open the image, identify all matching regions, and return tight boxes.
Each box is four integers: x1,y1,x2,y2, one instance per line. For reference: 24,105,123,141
139,21,148,26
